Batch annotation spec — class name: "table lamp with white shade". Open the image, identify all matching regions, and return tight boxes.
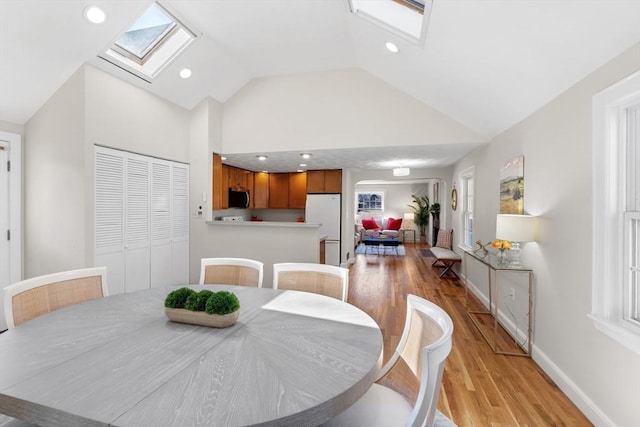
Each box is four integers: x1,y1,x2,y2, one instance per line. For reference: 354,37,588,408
403,212,414,229
496,214,537,265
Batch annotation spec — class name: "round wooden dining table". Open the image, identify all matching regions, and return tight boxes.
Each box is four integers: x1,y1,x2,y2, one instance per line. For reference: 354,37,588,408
0,285,383,426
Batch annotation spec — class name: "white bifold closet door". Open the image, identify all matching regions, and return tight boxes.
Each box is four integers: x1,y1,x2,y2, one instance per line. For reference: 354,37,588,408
95,146,189,294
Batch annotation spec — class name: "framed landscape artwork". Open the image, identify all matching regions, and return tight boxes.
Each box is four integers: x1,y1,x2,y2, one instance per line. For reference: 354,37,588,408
500,155,524,214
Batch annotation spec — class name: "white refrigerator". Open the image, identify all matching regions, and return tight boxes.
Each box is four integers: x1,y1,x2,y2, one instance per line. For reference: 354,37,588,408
305,194,341,266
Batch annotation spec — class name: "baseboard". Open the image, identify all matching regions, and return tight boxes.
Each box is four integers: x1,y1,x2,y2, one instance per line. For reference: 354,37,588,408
461,272,615,427
532,347,615,427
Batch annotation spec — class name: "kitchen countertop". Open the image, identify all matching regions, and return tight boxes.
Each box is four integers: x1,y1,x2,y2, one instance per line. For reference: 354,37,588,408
207,221,320,228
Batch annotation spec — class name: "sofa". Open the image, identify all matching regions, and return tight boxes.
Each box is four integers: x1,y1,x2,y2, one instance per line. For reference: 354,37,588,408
356,216,404,242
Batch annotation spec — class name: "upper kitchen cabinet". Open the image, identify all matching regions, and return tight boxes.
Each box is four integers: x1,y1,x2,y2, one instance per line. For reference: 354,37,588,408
288,172,307,209
306,170,342,193
226,166,250,191
253,172,269,209
268,173,289,209
222,165,252,209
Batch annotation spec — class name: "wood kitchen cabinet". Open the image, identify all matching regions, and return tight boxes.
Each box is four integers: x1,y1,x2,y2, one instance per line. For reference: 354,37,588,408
227,166,249,191
221,165,229,209
253,172,269,209
306,169,342,193
246,172,255,208
268,173,289,208
288,172,307,209
212,154,223,210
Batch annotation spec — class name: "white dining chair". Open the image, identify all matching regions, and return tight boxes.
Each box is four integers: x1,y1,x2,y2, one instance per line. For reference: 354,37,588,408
199,257,264,287
3,267,108,329
272,263,349,301
322,294,456,427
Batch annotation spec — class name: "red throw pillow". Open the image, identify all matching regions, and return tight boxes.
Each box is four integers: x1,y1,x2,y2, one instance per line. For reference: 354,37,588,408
386,217,402,230
362,218,379,230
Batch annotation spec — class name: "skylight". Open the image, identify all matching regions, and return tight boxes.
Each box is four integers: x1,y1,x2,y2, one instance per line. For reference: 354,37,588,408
348,0,432,46
99,2,198,82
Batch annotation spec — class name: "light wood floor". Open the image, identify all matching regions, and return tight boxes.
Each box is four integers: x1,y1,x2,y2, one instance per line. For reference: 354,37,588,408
346,242,592,427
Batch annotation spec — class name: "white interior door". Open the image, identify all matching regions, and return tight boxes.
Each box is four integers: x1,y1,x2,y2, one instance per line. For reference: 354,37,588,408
150,160,172,288
0,132,22,331
95,147,126,295
125,154,151,292
96,146,189,292
171,163,189,285
0,145,9,289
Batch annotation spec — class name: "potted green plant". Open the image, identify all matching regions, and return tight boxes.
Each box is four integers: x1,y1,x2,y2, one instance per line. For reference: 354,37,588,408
408,194,430,243
164,287,240,328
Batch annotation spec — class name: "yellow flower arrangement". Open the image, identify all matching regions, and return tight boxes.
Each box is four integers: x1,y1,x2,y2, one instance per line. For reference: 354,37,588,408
492,240,512,251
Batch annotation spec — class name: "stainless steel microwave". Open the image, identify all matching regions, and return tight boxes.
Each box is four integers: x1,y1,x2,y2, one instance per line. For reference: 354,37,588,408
228,189,250,208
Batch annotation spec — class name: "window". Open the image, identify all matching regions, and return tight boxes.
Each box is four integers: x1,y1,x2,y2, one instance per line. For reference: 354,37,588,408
592,71,640,354
356,192,384,211
460,167,475,249
99,2,199,82
347,0,433,46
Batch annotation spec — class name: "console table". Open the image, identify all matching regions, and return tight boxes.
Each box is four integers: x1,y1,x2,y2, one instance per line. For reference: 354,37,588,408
463,249,533,357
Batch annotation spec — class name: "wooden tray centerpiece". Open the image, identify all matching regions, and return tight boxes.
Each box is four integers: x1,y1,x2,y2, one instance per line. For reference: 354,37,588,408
164,288,240,328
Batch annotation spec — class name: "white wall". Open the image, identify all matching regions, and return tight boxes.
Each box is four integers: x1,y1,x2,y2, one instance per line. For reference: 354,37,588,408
23,68,86,277
222,68,483,153
451,43,640,427
23,65,191,279
189,97,224,282
193,223,322,287
85,65,190,163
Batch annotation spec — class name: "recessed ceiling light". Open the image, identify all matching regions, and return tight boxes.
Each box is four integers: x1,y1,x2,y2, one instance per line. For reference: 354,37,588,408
220,156,227,160
300,153,312,159
257,155,268,161
84,6,106,24
385,41,399,53
297,169,304,173
179,68,192,79
300,163,307,167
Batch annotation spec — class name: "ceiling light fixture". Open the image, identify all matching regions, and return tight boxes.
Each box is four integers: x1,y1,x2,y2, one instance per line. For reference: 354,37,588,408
220,156,227,160
179,68,192,79
300,163,307,167
393,167,410,176
257,155,268,161
385,41,399,53
300,153,312,159
84,6,106,24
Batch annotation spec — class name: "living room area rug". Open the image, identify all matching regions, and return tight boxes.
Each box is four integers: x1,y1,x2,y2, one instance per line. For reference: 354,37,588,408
420,249,435,258
355,244,406,256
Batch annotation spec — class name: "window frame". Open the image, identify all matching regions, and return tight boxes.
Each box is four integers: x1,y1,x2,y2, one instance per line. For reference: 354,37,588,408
99,2,199,83
591,70,640,354
355,191,385,212
459,167,475,249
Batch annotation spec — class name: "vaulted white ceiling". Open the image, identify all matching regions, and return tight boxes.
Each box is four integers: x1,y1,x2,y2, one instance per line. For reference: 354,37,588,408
1,1,639,154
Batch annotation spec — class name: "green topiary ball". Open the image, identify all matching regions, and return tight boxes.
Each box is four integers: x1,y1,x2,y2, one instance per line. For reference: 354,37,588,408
164,287,196,309
205,291,240,315
184,290,215,311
